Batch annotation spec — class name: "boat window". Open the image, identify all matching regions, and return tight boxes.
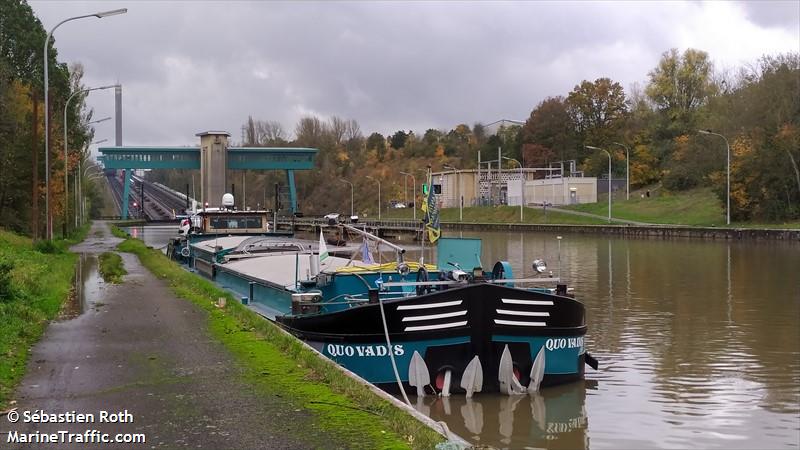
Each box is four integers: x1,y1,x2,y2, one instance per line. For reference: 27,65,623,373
209,216,263,230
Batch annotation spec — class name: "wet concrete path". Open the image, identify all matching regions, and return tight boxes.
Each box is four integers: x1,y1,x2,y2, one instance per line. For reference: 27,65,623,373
6,222,335,449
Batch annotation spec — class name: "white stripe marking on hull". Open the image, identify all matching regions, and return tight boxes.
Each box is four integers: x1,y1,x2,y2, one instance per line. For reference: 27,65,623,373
494,319,547,327
396,300,463,310
402,310,467,322
501,298,553,306
496,309,549,317
404,321,468,332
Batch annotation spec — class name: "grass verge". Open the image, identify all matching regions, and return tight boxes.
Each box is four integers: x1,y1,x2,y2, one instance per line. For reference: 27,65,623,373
384,188,799,228
109,225,129,239
114,229,446,449
565,187,723,225
0,224,90,409
98,252,126,283
385,204,612,224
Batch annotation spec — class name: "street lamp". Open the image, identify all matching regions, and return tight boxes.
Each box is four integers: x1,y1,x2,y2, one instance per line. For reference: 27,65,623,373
612,141,630,200
64,85,118,234
83,165,103,177
698,129,731,225
339,178,354,217
78,139,108,225
365,176,381,220
443,164,463,222
503,156,524,222
87,116,112,126
585,145,612,223
43,7,127,239
399,171,416,221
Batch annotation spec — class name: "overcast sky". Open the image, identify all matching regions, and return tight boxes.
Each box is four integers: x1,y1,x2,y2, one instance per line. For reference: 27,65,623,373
29,0,800,152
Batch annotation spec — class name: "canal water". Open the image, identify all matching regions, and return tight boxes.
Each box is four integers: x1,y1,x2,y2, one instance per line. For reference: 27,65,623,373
127,225,800,449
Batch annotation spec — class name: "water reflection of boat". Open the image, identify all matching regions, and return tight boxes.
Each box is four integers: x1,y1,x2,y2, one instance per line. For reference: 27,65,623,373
416,381,591,449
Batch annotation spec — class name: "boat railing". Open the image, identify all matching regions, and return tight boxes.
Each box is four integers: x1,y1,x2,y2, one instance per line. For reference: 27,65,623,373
340,224,406,257
379,277,562,288
232,236,309,255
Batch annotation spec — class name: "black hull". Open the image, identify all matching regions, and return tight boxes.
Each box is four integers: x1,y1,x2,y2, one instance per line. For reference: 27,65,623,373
276,283,586,394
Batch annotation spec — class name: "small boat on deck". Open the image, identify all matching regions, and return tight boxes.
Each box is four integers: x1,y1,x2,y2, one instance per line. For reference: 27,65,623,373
168,205,596,397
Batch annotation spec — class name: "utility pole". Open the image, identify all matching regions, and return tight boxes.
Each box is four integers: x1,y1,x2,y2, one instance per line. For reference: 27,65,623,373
31,91,39,240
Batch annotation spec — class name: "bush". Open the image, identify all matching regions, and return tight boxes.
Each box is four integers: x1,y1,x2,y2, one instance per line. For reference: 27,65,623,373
33,239,64,254
663,166,700,191
0,258,14,302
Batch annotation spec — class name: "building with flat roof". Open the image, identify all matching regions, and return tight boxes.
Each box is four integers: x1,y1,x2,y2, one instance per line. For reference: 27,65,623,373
432,168,601,207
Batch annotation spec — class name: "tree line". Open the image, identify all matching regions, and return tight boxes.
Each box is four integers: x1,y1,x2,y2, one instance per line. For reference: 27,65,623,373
1,0,100,238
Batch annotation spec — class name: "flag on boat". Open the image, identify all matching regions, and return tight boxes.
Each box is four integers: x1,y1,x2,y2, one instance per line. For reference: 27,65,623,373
361,239,375,264
421,171,441,243
319,230,329,262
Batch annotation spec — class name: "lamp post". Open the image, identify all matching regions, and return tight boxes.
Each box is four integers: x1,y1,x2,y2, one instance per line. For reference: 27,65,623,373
75,122,107,226
399,171,416,221
612,141,630,200
64,85,117,234
339,178,354,217
88,116,112,126
365,176,381,220
401,172,407,207
78,139,107,225
443,164,462,222
43,8,127,239
585,145,612,223
698,130,731,225
503,156,524,222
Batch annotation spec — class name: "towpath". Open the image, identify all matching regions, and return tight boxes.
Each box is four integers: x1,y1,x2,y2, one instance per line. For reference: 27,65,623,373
5,222,342,449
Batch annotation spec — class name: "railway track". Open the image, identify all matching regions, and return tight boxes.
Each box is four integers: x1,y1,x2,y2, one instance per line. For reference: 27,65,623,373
107,173,194,221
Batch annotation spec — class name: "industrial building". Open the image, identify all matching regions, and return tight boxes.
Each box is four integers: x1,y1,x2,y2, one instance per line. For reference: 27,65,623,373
433,164,612,208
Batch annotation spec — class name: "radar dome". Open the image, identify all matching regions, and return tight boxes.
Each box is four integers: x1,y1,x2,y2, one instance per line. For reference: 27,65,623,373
222,193,235,207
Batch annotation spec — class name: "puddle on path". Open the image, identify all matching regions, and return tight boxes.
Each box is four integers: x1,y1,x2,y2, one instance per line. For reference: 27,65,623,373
58,253,104,320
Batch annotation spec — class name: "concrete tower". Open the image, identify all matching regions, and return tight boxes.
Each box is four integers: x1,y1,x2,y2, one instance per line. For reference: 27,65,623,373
197,131,230,208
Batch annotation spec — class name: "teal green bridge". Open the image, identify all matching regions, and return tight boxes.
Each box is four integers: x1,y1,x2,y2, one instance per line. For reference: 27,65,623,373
99,132,318,219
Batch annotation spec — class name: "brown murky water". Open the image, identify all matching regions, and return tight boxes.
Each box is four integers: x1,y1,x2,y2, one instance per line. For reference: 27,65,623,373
130,226,800,448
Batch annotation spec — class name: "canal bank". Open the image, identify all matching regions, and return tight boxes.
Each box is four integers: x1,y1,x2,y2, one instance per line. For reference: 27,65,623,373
440,222,800,241
284,217,800,242
5,222,453,449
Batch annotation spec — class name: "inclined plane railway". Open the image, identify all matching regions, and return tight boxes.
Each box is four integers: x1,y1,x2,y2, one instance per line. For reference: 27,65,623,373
107,172,194,221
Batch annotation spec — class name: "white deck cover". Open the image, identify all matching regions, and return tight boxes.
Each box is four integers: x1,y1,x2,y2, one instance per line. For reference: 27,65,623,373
222,254,353,289
191,236,254,252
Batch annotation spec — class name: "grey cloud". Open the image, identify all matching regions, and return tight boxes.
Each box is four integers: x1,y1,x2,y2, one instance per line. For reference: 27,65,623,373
740,0,800,29
29,0,799,150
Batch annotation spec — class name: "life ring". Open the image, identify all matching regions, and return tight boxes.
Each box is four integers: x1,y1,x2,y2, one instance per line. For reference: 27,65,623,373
180,246,190,258
416,267,431,296
492,261,514,287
